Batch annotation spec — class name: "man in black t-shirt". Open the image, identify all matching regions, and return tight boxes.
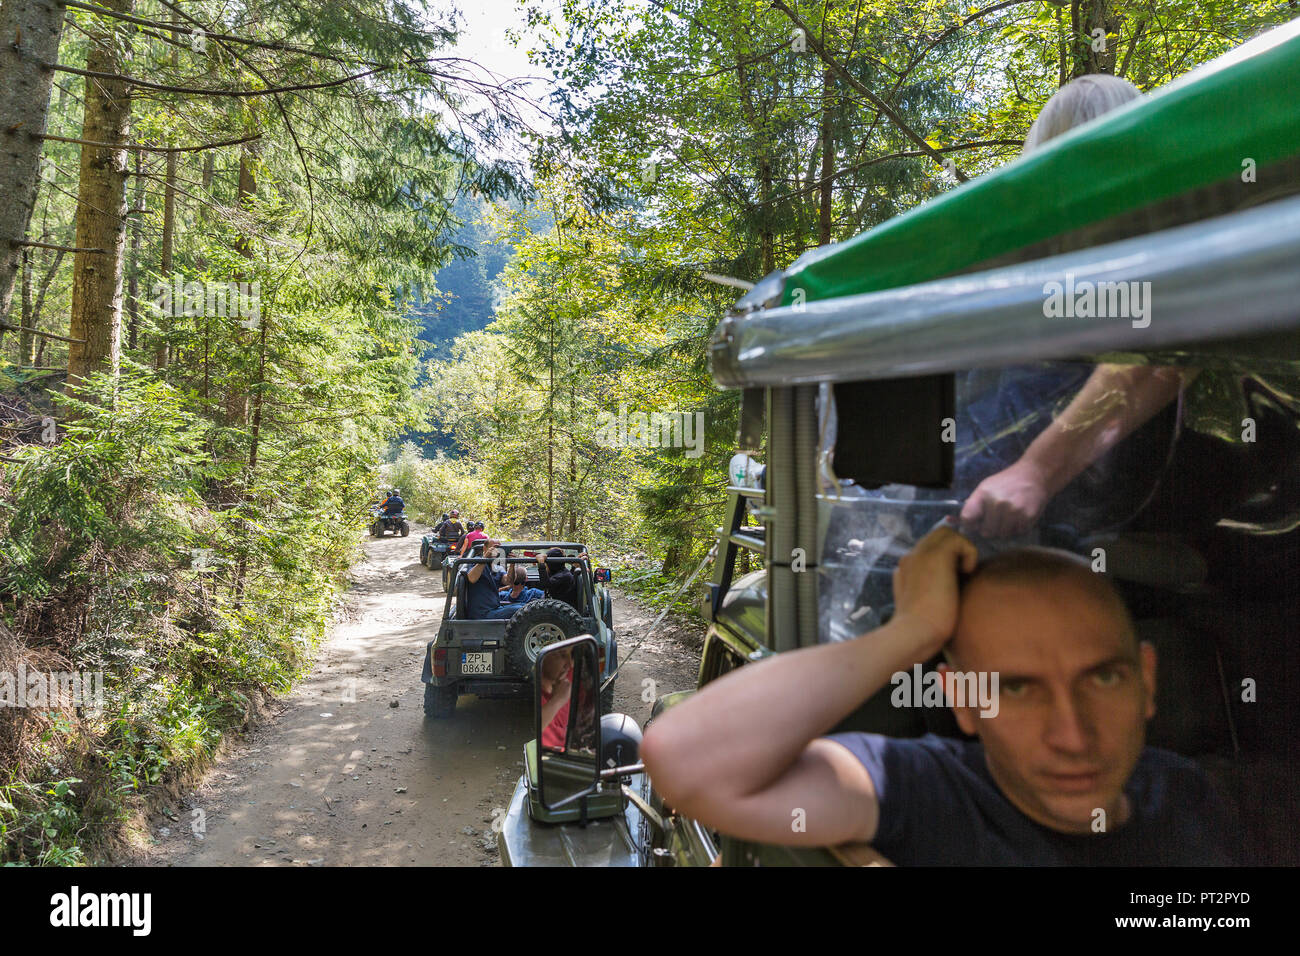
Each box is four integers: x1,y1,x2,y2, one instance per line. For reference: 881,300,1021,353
640,525,1239,865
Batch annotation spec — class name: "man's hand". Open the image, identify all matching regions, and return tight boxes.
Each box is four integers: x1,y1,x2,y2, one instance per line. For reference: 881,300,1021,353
553,673,572,706
960,460,1051,538
891,525,979,657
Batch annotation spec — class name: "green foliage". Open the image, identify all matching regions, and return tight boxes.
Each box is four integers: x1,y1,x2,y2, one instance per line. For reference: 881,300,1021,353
1,345,410,864
382,442,500,527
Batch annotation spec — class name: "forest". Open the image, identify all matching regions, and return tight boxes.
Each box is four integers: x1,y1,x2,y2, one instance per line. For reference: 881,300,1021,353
0,0,1292,864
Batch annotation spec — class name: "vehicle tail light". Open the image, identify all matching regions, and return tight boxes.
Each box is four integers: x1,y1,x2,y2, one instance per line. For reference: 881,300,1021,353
433,647,447,678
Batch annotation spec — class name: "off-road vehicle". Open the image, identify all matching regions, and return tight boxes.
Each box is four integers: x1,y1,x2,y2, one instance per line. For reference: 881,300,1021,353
420,528,464,570
369,508,410,537
419,541,618,718
497,22,1300,866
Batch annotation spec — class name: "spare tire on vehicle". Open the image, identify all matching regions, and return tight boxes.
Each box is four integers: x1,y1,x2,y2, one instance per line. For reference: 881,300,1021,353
503,599,586,675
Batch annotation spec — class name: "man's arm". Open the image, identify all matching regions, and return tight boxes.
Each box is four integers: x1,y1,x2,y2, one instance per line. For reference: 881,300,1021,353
962,364,1196,537
640,527,977,846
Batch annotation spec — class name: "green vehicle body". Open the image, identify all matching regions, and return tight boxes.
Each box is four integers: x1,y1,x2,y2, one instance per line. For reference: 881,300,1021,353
499,20,1300,866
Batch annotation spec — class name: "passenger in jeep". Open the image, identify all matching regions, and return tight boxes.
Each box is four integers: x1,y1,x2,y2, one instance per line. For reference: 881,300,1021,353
461,543,505,619
953,76,1197,540
460,521,488,556
640,526,1238,865
485,564,544,619
537,548,584,609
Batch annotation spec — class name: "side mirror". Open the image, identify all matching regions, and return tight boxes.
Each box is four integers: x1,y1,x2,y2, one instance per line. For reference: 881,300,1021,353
594,567,612,583
535,635,602,811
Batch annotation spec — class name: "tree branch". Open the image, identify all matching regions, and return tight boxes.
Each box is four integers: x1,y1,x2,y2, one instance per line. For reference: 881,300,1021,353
35,131,264,152
770,0,969,182
50,62,391,98
9,239,107,254
0,323,86,344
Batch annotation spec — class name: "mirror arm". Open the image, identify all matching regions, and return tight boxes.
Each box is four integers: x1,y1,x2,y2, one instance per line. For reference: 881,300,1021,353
600,761,645,779
620,784,666,835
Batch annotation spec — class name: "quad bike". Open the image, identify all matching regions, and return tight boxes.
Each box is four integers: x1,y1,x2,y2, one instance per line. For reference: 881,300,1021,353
370,509,410,537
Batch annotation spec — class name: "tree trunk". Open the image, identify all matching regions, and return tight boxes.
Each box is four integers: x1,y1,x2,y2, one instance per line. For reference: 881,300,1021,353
66,0,134,395
18,249,34,365
818,67,835,247
758,156,775,275
546,363,555,539
125,149,143,350
567,386,577,538
223,142,258,427
155,146,177,368
198,151,213,392
25,243,63,363
0,0,65,322
1072,0,1120,77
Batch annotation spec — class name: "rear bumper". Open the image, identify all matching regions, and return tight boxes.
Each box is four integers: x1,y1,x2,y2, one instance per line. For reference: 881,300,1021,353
421,626,618,687
422,638,525,691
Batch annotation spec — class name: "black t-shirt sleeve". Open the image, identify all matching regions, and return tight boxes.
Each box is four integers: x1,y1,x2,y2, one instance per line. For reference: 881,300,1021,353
823,732,963,854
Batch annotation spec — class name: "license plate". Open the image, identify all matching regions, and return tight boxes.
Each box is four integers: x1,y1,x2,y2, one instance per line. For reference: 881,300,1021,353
461,652,493,675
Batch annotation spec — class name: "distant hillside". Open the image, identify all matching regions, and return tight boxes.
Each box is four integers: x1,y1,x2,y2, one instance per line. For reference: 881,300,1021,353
398,194,548,456
410,193,515,358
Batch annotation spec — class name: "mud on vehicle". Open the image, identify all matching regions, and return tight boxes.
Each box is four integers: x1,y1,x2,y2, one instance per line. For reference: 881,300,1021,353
419,542,617,718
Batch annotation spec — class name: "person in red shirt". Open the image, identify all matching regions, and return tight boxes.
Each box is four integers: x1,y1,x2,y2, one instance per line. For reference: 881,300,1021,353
459,521,488,556
539,646,573,751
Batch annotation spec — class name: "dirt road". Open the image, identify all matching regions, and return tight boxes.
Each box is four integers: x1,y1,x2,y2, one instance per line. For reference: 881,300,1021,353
133,526,701,867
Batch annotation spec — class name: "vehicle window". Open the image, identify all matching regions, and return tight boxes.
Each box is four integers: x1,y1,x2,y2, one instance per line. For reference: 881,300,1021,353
817,359,1264,640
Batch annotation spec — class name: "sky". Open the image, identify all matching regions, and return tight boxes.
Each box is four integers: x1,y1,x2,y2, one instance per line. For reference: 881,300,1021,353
448,0,545,82
434,0,562,154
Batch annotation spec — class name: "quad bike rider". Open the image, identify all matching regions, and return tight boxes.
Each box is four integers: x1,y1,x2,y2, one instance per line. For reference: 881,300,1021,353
426,509,466,574
370,488,410,537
